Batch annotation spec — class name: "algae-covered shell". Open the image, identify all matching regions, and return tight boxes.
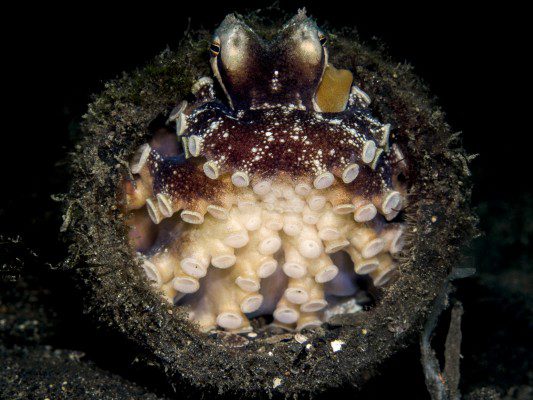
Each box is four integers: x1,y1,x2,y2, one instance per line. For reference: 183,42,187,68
65,12,474,397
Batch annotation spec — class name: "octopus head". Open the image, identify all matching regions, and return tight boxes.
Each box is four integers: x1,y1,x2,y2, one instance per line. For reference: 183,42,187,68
122,10,409,333
210,10,327,110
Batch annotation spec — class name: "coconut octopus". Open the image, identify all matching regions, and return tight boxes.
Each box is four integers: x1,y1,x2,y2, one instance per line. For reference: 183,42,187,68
122,11,409,333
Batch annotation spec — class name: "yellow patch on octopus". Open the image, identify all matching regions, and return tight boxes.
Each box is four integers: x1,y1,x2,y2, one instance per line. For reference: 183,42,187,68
315,64,354,113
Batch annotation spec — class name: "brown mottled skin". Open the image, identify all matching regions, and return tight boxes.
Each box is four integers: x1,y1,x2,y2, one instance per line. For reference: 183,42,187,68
147,10,403,207
148,153,218,205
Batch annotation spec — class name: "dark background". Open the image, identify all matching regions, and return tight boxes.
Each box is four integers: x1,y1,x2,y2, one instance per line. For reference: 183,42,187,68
1,2,530,399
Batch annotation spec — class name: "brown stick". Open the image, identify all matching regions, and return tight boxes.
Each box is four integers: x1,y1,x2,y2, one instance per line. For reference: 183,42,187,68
420,306,447,400
444,301,464,400
420,268,473,400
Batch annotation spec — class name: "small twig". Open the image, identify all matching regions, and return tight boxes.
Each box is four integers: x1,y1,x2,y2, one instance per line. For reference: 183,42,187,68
420,268,473,400
420,281,450,400
444,302,464,400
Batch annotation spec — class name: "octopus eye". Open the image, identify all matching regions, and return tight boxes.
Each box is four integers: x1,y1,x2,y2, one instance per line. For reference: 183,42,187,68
318,32,327,46
210,41,221,57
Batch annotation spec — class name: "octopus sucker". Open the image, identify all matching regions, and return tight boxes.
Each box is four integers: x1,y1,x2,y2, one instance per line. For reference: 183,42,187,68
68,7,475,396
341,163,360,184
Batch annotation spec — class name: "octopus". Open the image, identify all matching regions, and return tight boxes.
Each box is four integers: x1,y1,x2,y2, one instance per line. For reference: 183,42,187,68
122,11,409,333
